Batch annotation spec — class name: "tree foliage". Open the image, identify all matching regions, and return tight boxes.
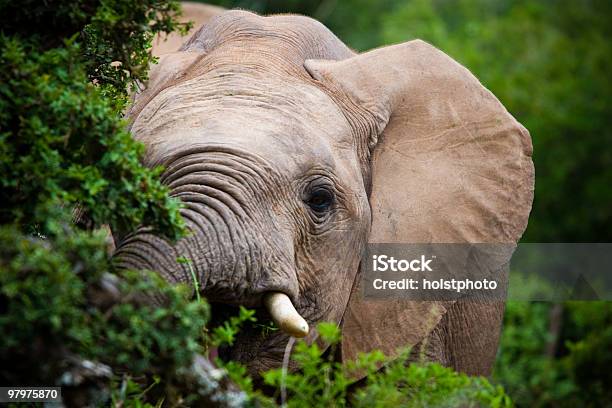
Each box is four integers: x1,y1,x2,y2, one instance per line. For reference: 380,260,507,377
0,0,220,405
494,301,612,406
0,226,212,401
0,0,190,238
0,39,184,238
261,323,511,408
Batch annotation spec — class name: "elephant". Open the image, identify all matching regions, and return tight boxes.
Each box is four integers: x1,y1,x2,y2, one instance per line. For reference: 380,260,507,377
113,3,534,378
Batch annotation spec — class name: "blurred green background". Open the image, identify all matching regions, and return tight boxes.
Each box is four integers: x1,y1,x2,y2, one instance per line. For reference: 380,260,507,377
198,0,611,405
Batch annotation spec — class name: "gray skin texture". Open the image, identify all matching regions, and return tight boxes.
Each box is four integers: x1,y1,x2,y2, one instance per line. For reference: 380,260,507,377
114,7,534,378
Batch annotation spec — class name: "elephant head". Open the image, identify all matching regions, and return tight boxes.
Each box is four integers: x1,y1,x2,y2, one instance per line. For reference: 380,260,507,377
113,9,534,376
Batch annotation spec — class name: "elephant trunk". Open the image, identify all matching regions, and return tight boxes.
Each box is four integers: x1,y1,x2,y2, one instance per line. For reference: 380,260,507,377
112,224,206,298
112,150,308,336
114,224,309,337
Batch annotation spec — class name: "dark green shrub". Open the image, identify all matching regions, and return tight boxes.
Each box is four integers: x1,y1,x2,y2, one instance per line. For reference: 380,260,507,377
0,0,216,405
0,225,209,387
260,323,511,408
0,37,184,238
0,0,192,238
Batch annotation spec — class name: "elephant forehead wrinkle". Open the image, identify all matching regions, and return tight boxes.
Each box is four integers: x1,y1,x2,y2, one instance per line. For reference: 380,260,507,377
162,149,289,196
135,74,347,135
133,77,351,176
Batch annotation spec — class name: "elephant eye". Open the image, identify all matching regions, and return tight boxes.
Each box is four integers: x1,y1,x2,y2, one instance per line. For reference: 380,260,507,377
305,187,335,213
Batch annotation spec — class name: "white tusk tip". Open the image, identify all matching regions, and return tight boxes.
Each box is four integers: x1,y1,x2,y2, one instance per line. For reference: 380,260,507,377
263,292,310,338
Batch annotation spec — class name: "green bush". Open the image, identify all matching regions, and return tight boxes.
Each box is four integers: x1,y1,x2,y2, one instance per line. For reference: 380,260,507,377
0,225,209,393
0,0,215,405
0,0,191,238
0,38,184,238
0,0,192,108
495,301,612,406
258,323,511,408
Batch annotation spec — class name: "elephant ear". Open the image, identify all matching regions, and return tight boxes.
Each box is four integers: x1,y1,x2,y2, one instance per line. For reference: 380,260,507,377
305,40,534,362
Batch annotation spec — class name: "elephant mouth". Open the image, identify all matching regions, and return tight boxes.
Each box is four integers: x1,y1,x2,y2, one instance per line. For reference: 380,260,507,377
206,287,309,334
208,301,297,368
208,302,275,337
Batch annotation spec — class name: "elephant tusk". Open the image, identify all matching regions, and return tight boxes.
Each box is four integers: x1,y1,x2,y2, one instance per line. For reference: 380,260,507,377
263,292,309,338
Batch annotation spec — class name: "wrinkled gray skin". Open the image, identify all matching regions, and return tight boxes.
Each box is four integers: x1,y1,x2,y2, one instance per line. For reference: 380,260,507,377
113,9,531,378
115,11,372,374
